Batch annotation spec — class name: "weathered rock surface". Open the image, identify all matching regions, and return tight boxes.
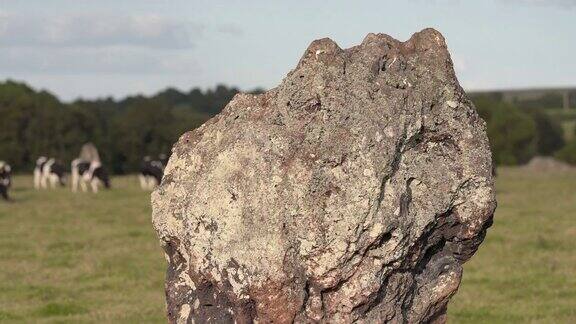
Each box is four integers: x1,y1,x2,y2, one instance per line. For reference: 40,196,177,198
152,28,496,323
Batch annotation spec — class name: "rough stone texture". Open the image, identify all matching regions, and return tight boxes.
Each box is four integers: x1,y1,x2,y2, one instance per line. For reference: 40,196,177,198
152,28,496,323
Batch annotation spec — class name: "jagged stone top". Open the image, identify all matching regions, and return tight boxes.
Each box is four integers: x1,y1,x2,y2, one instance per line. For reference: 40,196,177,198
153,29,495,323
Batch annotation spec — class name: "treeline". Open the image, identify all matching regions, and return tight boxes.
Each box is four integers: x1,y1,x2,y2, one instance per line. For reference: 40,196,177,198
1,80,575,174
471,93,576,165
0,80,255,173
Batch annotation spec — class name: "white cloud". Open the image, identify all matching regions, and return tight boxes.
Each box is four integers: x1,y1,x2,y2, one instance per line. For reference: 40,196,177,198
0,46,200,75
0,12,202,49
0,11,245,76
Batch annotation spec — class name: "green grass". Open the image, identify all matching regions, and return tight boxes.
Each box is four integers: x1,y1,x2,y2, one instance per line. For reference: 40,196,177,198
0,170,575,323
0,176,165,323
450,167,576,323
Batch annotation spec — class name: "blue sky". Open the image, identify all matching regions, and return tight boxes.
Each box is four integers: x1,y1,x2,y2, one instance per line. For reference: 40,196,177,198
0,0,574,101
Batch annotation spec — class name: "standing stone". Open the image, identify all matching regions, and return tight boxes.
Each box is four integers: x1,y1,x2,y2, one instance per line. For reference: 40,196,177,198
152,28,496,323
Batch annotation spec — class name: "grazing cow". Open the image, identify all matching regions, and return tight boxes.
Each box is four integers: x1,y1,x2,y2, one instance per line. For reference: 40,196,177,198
139,156,165,190
34,156,65,189
71,159,110,193
0,161,11,201
33,156,47,189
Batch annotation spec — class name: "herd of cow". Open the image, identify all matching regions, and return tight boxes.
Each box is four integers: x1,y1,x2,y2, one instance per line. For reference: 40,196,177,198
0,155,167,202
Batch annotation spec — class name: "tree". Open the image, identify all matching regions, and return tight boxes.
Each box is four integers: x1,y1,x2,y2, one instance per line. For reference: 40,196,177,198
0,80,249,173
525,107,565,156
555,140,576,165
474,96,537,165
111,98,178,173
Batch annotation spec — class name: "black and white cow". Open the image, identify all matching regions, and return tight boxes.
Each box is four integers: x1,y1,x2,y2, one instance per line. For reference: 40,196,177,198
139,155,166,190
34,156,66,189
71,159,110,193
0,161,11,201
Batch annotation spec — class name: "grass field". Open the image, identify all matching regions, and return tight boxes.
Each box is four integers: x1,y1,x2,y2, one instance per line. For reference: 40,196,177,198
0,169,575,323
0,176,165,323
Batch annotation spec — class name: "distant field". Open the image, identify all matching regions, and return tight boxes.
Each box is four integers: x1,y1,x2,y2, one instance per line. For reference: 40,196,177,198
1,170,575,323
